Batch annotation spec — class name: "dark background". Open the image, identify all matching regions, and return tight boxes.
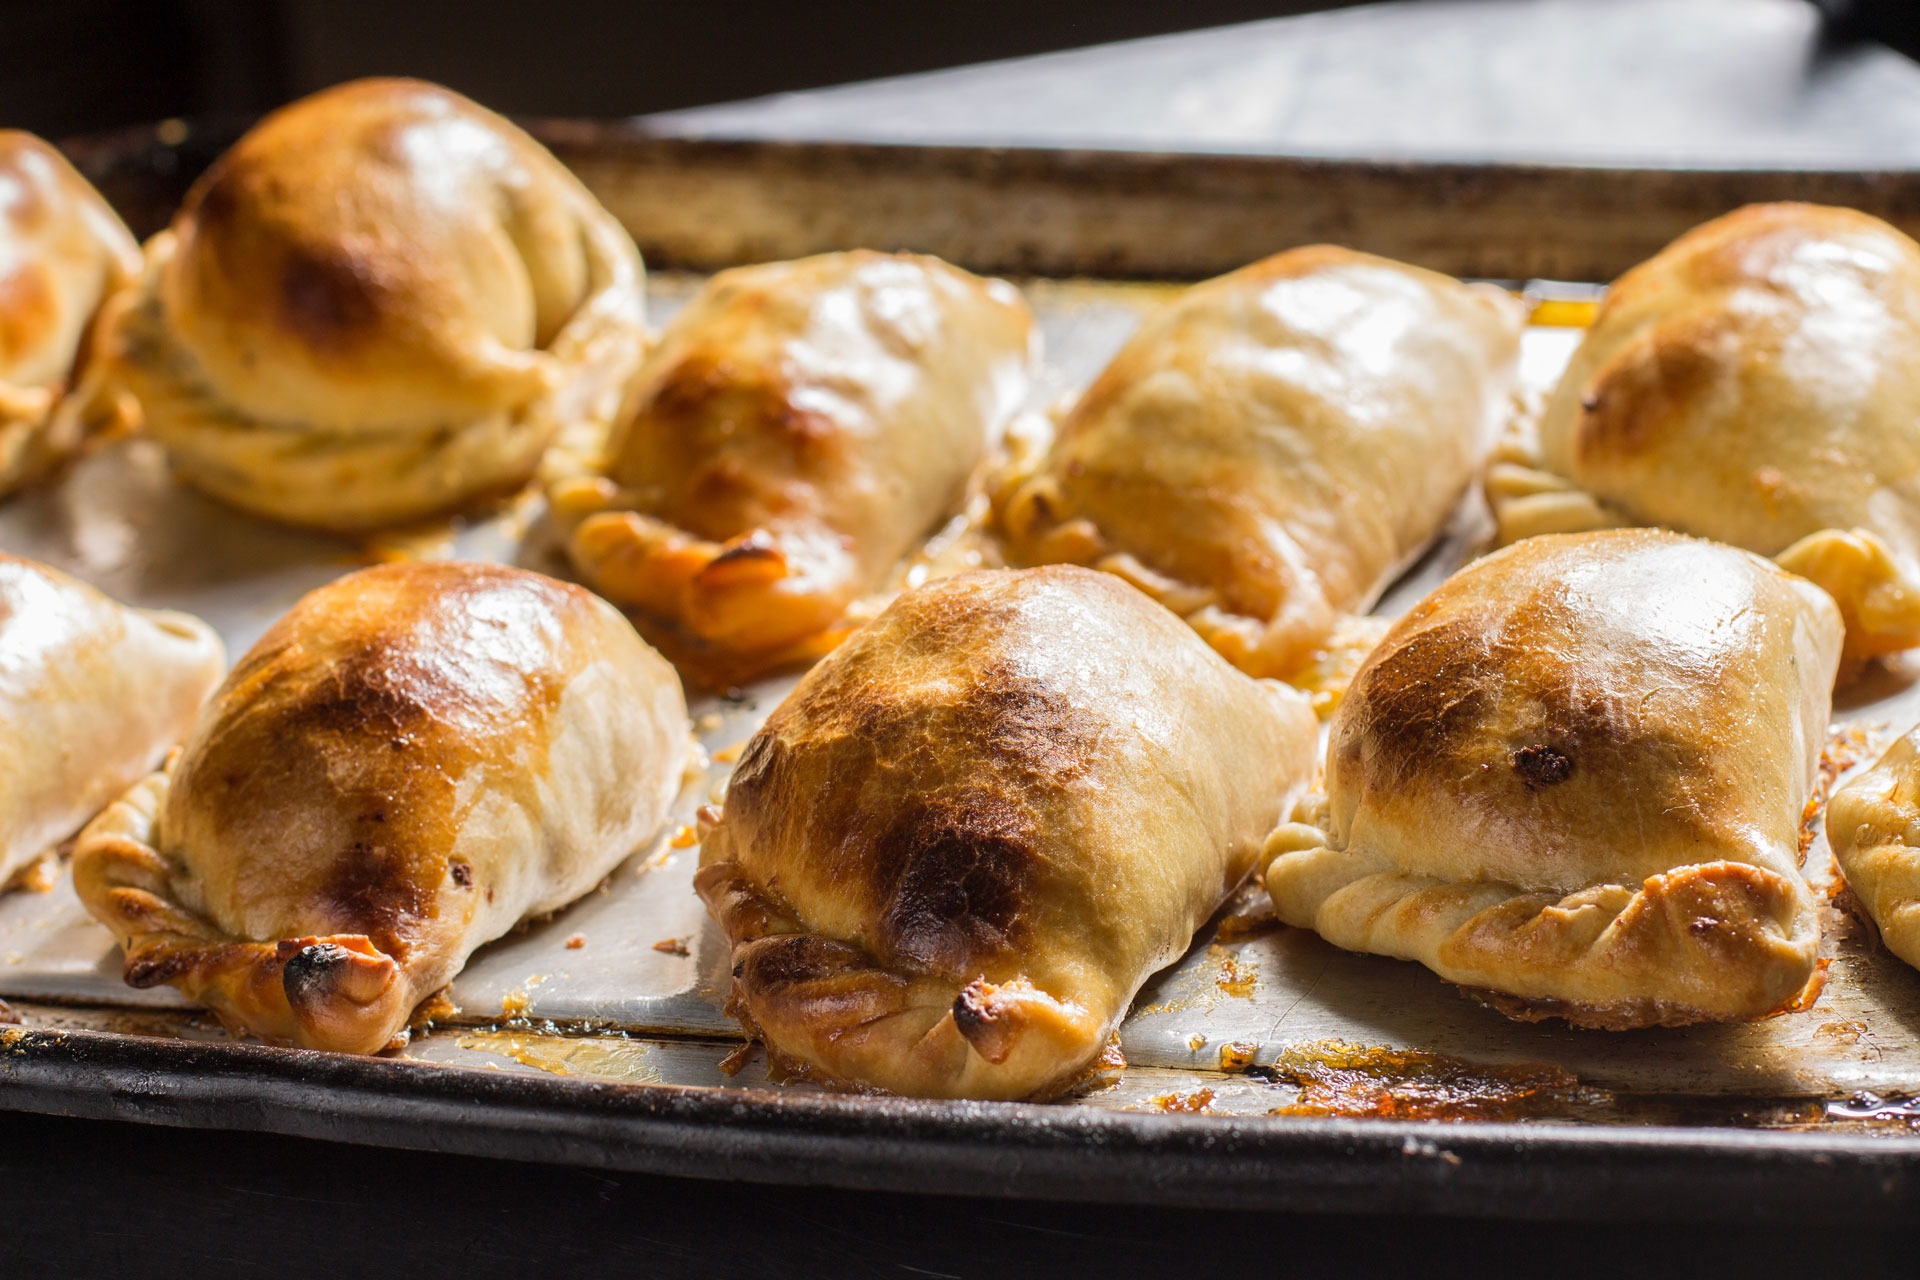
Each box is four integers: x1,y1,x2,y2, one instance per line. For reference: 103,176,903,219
5,0,1920,142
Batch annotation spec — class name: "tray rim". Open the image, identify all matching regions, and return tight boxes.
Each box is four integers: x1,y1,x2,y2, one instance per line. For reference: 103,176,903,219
5,1022,1919,1222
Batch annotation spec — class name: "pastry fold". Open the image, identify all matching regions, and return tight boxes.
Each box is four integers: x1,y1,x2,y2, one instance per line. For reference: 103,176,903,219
1489,203,1920,674
1829,728,1920,971
99,78,646,532
552,250,1032,667
0,131,141,494
0,554,223,888
1264,529,1840,1028
696,566,1318,1099
994,245,1522,681
73,561,691,1053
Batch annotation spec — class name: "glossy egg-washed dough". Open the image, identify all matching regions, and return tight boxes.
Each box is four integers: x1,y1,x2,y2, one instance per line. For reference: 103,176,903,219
552,250,1032,668
0,132,141,495
994,245,1523,681
0,554,222,888
1490,203,1920,674
1828,727,1920,973
1264,530,1841,1028
74,561,691,1053
696,566,1318,1099
99,77,647,532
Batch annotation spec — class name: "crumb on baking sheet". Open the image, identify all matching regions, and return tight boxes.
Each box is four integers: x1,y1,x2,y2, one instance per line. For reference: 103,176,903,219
1147,1087,1216,1114
565,934,587,950
669,824,699,849
652,937,690,956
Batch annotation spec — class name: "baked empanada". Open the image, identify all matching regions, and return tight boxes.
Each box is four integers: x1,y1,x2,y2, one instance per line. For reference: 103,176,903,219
994,245,1523,681
1490,203,1920,673
695,565,1318,1099
99,78,646,532
73,561,691,1053
552,250,1032,667
1828,727,1920,972
0,131,141,494
0,554,222,889
1264,529,1840,1028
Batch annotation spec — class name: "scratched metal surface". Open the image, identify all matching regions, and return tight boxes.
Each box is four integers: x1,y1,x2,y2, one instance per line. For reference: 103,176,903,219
3,279,1920,1105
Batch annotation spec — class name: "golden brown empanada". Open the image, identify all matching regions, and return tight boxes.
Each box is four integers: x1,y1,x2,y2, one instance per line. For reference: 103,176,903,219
695,565,1318,1099
73,561,691,1053
1264,529,1840,1028
99,78,646,532
1828,728,1920,971
994,245,1523,682
1489,203,1920,673
0,132,141,493
0,554,222,889
552,250,1032,668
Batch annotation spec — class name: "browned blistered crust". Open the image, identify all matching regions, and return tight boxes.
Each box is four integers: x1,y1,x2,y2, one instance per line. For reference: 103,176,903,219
1492,202,1920,672
697,565,1318,1100
0,131,142,494
1265,530,1840,1028
74,559,690,1054
552,250,1032,668
992,243,1521,683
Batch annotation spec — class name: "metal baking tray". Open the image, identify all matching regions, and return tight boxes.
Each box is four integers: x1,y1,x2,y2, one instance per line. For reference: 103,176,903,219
5,120,1920,1221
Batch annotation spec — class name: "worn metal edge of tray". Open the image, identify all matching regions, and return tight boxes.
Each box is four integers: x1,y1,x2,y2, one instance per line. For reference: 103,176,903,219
61,116,1920,284
3,1023,1917,1222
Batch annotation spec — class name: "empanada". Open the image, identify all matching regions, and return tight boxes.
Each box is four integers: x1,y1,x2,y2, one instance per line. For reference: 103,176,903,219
0,132,141,494
695,565,1318,1099
1828,728,1920,972
1490,203,1920,673
73,561,691,1053
0,554,222,888
994,245,1523,681
552,250,1032,667
99,78,646,532
1264,529,1840,1028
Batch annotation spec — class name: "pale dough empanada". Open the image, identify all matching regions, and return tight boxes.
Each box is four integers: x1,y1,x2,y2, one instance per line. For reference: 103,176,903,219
1828,728,1920,971
0,554,222,888
1264,529,1840,1028
0,132,141,494
552,250,1032,667
1490,203,1920,673
74,561,691,1053
994,245,1523,681
695,565,1318,1099
100,78,646,532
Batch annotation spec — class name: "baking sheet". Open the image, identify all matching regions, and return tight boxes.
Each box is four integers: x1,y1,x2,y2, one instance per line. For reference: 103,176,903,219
3,274,1920,1115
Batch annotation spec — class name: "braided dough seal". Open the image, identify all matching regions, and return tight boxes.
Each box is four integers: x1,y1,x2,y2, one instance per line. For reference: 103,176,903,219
1264,529,1840,1028
551,250,1032,668
0,131,141,494
99,78,646,532
696,566,1317,1099
994,245,1521,682
73,562,690,1053
1489,203,1920,675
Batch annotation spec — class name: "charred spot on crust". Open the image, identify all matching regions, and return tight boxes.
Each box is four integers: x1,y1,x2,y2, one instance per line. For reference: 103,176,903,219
449,858,473,888
316,840,429,957
281,941,352,1006
277,238,386,352
1511,744,1575,791
875,798,1033,974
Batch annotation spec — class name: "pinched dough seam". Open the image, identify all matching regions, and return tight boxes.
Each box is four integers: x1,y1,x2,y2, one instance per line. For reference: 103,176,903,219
71,764,413,1053
1259,821,1820,1027
692,843,1105,1101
